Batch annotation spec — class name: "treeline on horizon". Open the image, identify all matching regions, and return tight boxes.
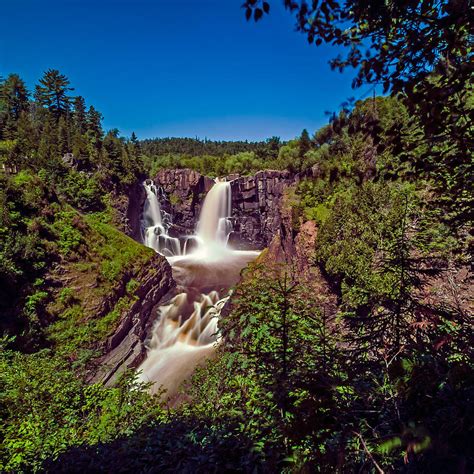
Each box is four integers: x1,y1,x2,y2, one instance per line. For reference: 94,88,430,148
140,136,283,157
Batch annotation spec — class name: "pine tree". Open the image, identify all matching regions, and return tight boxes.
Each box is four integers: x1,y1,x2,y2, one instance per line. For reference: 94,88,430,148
34,69,73,119
0,74,29,139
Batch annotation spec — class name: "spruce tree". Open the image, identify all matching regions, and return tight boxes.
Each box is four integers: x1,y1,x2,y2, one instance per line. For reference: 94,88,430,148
85,106,103,162
299,129,311,158
86,106,103,141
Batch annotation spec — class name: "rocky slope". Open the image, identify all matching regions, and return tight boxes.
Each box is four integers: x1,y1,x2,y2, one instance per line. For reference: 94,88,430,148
91,254,174,385
41,211,175,384
256,191,338,317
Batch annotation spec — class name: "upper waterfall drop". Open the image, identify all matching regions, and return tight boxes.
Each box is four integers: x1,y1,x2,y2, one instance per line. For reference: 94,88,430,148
142,179,181,257
143,180,162,228
196,179,232,249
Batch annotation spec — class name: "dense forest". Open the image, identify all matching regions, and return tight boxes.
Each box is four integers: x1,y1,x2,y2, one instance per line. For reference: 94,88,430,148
1,0,473,472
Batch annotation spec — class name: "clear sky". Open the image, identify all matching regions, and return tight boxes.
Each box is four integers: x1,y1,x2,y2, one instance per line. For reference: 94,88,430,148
0,0,362,141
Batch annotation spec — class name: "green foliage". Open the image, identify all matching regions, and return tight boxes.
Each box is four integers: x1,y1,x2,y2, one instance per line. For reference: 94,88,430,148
0,56,471,474
57,170,103,211
141,136,280,158
245,0,473,227
85,214,154,280
143,136,287,177
0,349,162,472
51,210,84,256
47,295,135,356
182,267,345,471
34,69,73,119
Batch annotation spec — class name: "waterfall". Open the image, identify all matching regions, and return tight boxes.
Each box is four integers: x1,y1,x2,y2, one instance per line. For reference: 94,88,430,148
144,180,162,227
196,179,232,248
138,177,259,399
142,180,181,257
139,291,227,396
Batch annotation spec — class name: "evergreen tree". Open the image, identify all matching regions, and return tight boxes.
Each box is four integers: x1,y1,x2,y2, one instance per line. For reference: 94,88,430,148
129,131,141,162
11,112,35,168
103,129,124,180
86,106,103,141
72,96,87,134
299,129,311,158
37,116,58,168
85,106,103,162
57,116,70,156
34,69,73,119
0,74,29,139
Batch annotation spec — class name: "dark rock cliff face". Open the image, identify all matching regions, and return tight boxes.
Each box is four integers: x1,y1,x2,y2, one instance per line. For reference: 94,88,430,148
229,170,299,248
91,254,174,386
260,196,338,317
132,168,301,249
153,169,214,237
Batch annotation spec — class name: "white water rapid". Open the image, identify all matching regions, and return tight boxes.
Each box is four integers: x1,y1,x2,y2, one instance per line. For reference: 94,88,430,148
139,178,259,399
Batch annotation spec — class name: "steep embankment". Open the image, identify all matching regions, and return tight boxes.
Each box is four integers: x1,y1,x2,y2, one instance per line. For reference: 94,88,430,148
41,209,174,380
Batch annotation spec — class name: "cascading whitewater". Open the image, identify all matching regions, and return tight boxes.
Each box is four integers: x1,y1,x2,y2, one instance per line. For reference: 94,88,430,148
139,177,259,398
142,180,181,257
196,179,232,248
138,291,228,396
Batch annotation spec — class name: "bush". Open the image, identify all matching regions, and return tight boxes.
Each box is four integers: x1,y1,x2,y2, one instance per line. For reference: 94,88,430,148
0,349,162,472
58,170,103,211
51,210,84,256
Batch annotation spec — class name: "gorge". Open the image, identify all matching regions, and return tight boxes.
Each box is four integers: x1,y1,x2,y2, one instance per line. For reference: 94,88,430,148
2,61,471,470
138,177,260,397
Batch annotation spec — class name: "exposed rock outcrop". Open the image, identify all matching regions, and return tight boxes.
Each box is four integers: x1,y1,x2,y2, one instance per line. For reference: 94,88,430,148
153,169,214,237
229,170,299,248
91,254,174,386
145,168,299,248
261,192,338,317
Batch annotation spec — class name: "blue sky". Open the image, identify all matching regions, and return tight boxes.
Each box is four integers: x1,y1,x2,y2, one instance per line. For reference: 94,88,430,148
0,0,363,141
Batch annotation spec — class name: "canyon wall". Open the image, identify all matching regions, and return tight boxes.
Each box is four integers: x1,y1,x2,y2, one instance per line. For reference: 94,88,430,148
143,168,301,248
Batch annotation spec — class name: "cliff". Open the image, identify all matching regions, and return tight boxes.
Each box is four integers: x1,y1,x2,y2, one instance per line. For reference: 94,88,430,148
137,168,301,248
42,212,174,384
256,191,338,317
91,254,174,385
